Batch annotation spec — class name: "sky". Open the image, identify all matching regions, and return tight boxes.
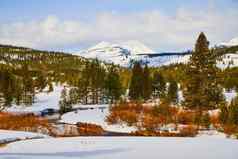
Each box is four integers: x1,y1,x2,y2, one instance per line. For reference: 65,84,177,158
0,0,238,52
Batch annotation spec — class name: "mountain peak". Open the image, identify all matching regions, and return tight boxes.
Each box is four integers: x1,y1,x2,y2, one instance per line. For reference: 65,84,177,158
88,41,112,51
120,40,155,55
78,40,154,67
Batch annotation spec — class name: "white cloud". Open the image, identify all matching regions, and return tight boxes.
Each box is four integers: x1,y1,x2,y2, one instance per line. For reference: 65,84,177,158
0,8,237,51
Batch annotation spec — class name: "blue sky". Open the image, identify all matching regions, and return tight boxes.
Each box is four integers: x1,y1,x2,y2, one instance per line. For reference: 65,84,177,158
1,0,236,22
0,0,238,52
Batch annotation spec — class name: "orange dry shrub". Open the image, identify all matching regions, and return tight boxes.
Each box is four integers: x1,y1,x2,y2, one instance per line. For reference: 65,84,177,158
210,113,220,128
106,110,138,126
222,124,238,136
140,114,162,131
76,122,104,136
179,125,198,137
177,111,195,125
0,113,51,134
132,130,160,136
120,111,138,126
110,101,143,113
106,111,120,124
107,101,180,131
107,102,143,126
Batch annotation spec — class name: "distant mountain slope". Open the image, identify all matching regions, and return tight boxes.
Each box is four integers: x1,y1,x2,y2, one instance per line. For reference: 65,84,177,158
77,41,154,67
220,37,238,47
77,38,238,68
77,41,190,67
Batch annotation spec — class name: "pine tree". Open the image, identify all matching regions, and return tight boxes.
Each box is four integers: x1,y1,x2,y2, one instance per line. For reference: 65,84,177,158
90,59,105,104
129,62,144,100
228,97,238,125
0,70,14,108
201,112,211,129
167,79,178,105
21,64,35,106
183,32,224,110
48,82,54,93
59,86,72,114
105,66,123,103
35,72,47,92
152,71,166,98
142,64,152,100
219,103,229,124
79,61,91,104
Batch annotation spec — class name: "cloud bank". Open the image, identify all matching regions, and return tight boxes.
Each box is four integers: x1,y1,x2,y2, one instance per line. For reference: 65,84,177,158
0,8,237,51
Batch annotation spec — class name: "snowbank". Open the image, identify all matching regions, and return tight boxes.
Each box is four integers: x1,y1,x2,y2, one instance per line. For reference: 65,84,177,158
0,135,237,159
0,130,48,144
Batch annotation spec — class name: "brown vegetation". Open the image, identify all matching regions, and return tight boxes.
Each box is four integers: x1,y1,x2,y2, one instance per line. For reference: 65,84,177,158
76,122,105,136
0,113,52,134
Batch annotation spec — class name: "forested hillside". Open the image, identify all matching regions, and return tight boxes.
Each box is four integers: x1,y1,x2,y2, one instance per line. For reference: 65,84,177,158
0,44,125,110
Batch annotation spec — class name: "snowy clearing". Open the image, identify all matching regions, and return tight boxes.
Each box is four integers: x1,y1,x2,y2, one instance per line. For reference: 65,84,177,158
6,84,64,113
60,105,137,133
0,134,237,159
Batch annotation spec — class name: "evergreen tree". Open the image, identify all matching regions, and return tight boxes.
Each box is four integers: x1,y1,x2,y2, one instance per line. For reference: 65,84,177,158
201,112,211,129
228,97,238,125
152,71,166,98
35,72,47,92
183,32,224,110
105,66,123,103
219,103,229,124
21,64,35,106
59,86,72,114
48,82,54,93
129,62,144,100
69,87,79,105
0,70,15,109
167,79,178,105
142,64,152,100
79,61,91,104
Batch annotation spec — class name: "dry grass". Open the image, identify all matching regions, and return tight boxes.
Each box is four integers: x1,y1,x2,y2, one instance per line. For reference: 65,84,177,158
0,112,52,134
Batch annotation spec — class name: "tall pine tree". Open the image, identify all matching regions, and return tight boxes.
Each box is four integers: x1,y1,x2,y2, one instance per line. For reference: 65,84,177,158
167,79,178,105
142,64,152,100
105,66,123,103
129,62,144,100
152,71,166,99
183,32,224,110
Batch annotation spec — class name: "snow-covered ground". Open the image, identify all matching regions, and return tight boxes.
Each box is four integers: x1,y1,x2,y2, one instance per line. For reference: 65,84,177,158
0,134,237,159
0,130,48,144
60,105,137,133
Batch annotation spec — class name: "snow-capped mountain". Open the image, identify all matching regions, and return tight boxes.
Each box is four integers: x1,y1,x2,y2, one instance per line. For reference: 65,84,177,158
220,37,238,47
77,39,238,68
78,41,189,67
78,41,155,67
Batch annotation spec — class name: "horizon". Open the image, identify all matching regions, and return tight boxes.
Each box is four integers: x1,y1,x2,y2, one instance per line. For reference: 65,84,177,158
0,0,238,52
